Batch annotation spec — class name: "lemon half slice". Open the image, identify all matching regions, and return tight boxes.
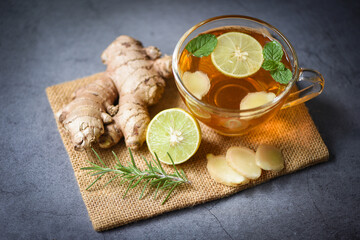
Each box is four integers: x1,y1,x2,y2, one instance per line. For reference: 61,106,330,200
211,32,263,78
146,108,201,165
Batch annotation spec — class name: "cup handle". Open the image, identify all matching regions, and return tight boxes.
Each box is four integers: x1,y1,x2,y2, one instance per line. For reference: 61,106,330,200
281,68,325,109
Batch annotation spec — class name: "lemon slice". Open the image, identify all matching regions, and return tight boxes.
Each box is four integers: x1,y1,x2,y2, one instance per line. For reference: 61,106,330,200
211,32,263,78
146,108,201,165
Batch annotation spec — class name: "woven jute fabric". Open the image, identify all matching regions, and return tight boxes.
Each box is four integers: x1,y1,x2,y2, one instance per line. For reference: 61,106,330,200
46,72,329,231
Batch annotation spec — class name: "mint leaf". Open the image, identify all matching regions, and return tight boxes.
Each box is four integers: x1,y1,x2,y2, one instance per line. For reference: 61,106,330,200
263,40,283,61
185,34,218,57
270,68,292,84
262,59,279,71
262,40,293,84
262,60,286,71
276,62,285,71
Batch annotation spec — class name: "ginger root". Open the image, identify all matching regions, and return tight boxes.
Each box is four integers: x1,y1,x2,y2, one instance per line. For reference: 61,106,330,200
58,35,172,151
57,76,119,150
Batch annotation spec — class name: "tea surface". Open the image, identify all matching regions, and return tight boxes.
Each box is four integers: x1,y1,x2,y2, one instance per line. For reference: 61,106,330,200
179,27,292,109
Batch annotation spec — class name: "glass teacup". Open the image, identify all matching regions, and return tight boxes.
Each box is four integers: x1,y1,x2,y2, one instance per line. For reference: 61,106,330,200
172,15,324,136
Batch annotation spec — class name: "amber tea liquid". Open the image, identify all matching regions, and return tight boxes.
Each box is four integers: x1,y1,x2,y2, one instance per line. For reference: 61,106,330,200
179,26,293,134
180,27,292,109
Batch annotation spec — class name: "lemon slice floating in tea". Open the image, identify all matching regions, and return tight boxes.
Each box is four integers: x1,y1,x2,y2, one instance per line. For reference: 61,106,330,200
211,32,263,78
146,108,201,165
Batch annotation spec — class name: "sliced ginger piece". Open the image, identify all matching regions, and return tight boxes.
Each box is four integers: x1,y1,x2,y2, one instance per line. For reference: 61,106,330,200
240,91,276,110
182,71,210,99
206,154,249,187
185,100,211,119
255,144,284,171
226,146,261,180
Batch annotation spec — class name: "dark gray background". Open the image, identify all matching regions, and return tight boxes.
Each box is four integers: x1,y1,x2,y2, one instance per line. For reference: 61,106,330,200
1,0,359,239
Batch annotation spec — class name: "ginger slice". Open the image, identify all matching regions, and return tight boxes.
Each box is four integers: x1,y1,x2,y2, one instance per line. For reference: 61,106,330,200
182,71,210,100
240,91,276,110
206,154,249,187
255,144,284,171
226,146,262,180
221,118,249,130
185,100,211,119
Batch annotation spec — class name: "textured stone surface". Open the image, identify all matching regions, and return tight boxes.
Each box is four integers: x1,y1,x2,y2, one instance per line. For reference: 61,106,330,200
0,0,359,239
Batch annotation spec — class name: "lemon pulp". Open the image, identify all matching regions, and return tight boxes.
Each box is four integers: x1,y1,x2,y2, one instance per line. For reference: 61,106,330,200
211,32,263,78
146,108,201,165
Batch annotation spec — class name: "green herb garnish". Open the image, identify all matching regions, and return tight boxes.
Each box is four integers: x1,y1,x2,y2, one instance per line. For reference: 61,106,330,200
262,40,293,84
185,34,218,57
81,148,190,204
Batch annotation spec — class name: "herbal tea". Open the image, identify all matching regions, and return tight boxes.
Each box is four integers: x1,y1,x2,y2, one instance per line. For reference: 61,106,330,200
174,16,324,136
177,26,294,135
179,27,292,110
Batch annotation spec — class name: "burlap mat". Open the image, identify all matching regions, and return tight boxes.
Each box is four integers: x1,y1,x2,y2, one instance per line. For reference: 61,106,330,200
46,72,329,231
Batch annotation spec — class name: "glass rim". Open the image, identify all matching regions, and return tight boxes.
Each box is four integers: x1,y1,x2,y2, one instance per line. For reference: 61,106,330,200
172,15,300,114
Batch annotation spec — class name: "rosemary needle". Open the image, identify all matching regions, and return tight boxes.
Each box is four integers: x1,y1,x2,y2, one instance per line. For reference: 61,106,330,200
81,148,190,204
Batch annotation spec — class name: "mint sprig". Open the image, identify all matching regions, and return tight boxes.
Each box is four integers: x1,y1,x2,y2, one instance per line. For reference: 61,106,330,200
262,41,293,84
185,34,218,57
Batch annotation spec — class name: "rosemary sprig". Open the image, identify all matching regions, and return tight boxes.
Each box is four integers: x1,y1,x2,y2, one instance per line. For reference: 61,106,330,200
81,148,190,204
